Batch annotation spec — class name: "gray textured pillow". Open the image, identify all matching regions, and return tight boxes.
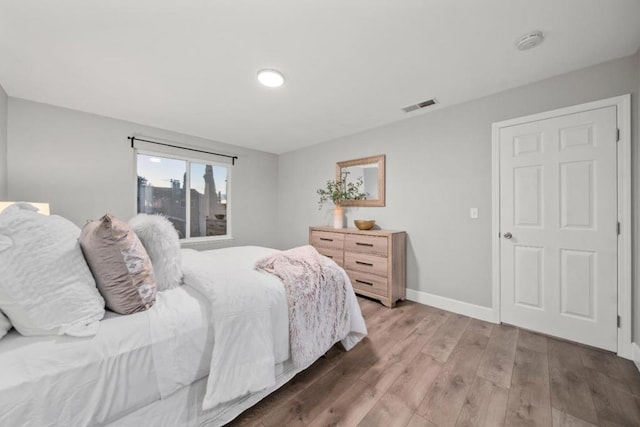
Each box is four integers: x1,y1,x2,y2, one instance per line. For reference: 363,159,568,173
129,214,183,291
80,214,156,315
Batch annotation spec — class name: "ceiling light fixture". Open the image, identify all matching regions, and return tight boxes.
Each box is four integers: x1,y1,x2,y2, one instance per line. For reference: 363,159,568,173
257,69,285,88
515,31,544,51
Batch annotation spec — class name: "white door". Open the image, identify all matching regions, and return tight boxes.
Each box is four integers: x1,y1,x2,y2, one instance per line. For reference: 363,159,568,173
499,106,618,351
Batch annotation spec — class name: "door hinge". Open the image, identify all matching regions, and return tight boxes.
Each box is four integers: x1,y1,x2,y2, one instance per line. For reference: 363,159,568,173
617,128,620,142
617,221,621,235
617,315,621,328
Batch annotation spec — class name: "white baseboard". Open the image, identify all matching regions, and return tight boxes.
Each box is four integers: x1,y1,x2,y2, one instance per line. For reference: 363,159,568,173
632,343,640,372
405,288,498,324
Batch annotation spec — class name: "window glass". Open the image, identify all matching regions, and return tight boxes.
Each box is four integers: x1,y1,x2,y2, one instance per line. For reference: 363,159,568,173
136,153,230,240
189,163,229,238
136,154,187,238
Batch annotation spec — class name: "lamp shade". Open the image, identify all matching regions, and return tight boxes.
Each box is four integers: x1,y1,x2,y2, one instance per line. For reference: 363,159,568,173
0,202,50,215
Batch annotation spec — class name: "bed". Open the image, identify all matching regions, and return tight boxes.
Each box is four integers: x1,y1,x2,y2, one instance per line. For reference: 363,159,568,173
0,246,367,427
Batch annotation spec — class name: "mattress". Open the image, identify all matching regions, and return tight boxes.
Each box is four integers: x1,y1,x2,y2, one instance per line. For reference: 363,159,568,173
0,285,212,426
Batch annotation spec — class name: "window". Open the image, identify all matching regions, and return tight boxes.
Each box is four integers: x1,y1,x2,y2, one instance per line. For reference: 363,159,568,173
136,153,230,240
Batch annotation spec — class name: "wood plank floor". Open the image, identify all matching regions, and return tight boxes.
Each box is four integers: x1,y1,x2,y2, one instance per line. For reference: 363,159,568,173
227,298,640,427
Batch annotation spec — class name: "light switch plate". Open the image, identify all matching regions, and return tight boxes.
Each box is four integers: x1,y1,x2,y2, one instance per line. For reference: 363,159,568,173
470,208,479,219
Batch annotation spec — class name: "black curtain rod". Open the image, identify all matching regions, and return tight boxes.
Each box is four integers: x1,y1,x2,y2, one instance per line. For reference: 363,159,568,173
128,136,238,165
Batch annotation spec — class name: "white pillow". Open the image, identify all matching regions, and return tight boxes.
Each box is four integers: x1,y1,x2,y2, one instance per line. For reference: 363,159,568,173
0,204,105,337
0,310,11,340
129,214,183,291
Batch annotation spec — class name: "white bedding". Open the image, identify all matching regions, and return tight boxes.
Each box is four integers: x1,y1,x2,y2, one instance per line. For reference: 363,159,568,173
112,361,299,427
180,246,366,410
0,285,211,427
153,246,291,405
118,245,366,426
0,245,366,426
180,246,292,409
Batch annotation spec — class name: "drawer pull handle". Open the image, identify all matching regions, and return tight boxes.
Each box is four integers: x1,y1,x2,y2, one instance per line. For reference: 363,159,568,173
325,255,333,259
356,261,373,267
355,279,374,286
320,238,333,242
356,242,374,247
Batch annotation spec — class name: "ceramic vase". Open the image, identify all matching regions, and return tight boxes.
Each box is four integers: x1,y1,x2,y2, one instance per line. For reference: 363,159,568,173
333,205,345,228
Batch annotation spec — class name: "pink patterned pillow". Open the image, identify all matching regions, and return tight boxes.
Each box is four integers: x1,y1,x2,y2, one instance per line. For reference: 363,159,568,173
80,214,156,314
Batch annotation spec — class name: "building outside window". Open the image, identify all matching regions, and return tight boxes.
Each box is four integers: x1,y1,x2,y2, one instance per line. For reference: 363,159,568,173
136,153,230,240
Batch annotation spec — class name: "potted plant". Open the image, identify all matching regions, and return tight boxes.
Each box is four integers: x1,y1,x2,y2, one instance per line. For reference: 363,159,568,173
317,172,367,228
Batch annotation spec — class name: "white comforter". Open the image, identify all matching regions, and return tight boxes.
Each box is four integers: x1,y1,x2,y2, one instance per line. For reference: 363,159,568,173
179,246,367,410
0,285,212,427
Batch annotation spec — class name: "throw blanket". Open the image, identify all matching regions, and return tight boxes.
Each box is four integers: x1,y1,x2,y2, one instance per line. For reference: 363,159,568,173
255,245,351,369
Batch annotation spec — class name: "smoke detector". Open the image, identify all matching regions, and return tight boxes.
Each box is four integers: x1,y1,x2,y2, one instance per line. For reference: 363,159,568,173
515,31,544,51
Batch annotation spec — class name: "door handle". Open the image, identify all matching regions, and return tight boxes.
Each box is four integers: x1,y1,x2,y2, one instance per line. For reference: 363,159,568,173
504,232,513,239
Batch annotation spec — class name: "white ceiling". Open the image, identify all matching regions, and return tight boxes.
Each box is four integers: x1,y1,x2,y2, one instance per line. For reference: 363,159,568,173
1,1,639,154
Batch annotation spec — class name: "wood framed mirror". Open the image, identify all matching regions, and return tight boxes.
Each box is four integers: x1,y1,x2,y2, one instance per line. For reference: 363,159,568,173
336,154,385,207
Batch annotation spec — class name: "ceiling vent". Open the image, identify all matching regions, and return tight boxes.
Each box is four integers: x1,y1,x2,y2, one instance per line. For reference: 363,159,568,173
402,98,437,113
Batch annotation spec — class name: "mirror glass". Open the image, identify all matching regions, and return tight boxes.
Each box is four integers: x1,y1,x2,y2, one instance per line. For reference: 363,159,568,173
343,163,379,199
337,155,385,207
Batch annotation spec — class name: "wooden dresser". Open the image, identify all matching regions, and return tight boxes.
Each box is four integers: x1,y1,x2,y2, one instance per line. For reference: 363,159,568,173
309,226,406,307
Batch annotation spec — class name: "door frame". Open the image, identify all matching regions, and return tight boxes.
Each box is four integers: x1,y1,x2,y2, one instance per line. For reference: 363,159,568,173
491,94,632,358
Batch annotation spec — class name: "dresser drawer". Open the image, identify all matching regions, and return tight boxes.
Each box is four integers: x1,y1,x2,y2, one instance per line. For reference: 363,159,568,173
315,246,344,267
310,230,344,250
347,270,388,297
344,252,387,277
345,234,388,255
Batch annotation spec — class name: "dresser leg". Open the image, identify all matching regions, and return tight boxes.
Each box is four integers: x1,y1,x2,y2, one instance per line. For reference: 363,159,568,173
381,299,395,308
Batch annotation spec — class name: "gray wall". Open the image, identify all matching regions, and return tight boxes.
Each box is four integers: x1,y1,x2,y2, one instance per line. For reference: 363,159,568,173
4,54,639,332
0,82,7,200
277,54,638,309
7,98,279,250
